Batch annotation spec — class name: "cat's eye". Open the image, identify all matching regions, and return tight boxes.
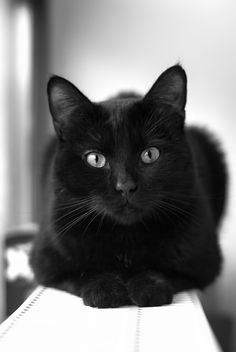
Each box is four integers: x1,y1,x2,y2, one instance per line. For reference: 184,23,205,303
85,152,106,168
141,147,160,164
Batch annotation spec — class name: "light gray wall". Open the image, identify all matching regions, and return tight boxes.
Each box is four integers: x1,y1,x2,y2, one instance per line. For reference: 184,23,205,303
0,0,10,321
49,0,236,346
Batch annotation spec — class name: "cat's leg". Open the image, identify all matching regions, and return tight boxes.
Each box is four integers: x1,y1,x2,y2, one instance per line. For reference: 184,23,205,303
126,270,216,307
56,272,197,308
79,272,131,308
126,271,173,307
31,241,130,308
36,272,131,308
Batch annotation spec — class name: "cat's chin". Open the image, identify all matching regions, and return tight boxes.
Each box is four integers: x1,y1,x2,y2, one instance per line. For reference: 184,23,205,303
110,204,144,226
112,214,140,226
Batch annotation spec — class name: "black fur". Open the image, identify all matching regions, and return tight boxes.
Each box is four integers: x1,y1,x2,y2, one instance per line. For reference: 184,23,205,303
30,65,227,308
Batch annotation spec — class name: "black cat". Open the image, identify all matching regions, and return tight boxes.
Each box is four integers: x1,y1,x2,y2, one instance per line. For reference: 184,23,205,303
30,65,227,308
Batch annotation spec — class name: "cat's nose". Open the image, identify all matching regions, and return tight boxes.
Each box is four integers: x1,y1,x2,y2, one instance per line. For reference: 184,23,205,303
115,179,137,197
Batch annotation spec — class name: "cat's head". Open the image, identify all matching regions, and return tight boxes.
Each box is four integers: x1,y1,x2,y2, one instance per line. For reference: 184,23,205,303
48,65,194,226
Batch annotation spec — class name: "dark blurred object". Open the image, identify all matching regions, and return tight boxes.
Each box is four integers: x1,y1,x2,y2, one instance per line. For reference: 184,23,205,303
207,313,233,352
4,225,38,317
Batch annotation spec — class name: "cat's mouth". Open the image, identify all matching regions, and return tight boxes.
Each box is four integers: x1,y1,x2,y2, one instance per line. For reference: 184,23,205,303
111,201,143,225
118,202,136,213
94,196,145,225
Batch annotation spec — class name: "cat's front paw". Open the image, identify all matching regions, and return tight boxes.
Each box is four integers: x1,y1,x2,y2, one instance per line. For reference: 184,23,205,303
81,273,130,308
127,272,173,307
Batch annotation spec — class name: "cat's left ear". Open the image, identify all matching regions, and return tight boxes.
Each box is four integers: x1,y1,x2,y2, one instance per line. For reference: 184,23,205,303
144,65,187,112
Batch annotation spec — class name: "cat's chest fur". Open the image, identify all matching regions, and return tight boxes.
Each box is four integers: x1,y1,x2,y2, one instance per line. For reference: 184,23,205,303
65,226,192,274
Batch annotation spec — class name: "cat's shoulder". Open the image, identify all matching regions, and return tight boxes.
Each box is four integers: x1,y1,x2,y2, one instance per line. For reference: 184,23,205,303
185,125,224,158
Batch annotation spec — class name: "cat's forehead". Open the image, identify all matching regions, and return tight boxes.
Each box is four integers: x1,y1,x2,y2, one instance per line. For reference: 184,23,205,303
87,97,142,154
100,97,141,130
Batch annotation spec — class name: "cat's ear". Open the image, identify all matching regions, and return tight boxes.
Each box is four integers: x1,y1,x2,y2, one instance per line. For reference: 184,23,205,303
47,76,93,140
144,65,187,111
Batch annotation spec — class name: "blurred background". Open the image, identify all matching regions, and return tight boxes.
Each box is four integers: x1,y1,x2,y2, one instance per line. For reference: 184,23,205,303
0,0,236,350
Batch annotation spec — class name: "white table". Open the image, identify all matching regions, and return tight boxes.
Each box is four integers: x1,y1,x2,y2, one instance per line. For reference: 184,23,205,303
0,286,222,352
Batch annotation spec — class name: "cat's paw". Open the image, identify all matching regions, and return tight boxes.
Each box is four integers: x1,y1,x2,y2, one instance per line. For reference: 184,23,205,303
81,273,130,308
127,272,173,307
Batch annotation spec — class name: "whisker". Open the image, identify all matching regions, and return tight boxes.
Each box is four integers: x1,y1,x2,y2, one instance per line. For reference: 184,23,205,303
155,199,201,227
56,209,95,239
97,212,106,234
54,197,94,210
144,109,167,137
82,209,103,237
153,202,180,225
53,204,91,224
149,198,201,228
160,191,216,201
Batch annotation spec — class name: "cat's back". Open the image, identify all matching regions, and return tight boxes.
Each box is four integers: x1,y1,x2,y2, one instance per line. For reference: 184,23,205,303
186,126,227,225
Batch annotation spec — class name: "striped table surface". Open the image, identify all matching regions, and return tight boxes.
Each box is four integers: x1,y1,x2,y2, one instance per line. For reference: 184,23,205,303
0,286,222,352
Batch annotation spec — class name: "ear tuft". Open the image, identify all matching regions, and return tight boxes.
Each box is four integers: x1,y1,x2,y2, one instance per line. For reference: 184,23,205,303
144,65,187,111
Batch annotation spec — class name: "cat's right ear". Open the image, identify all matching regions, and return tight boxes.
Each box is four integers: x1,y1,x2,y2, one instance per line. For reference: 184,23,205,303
143,65,187,112
47,76,92,140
